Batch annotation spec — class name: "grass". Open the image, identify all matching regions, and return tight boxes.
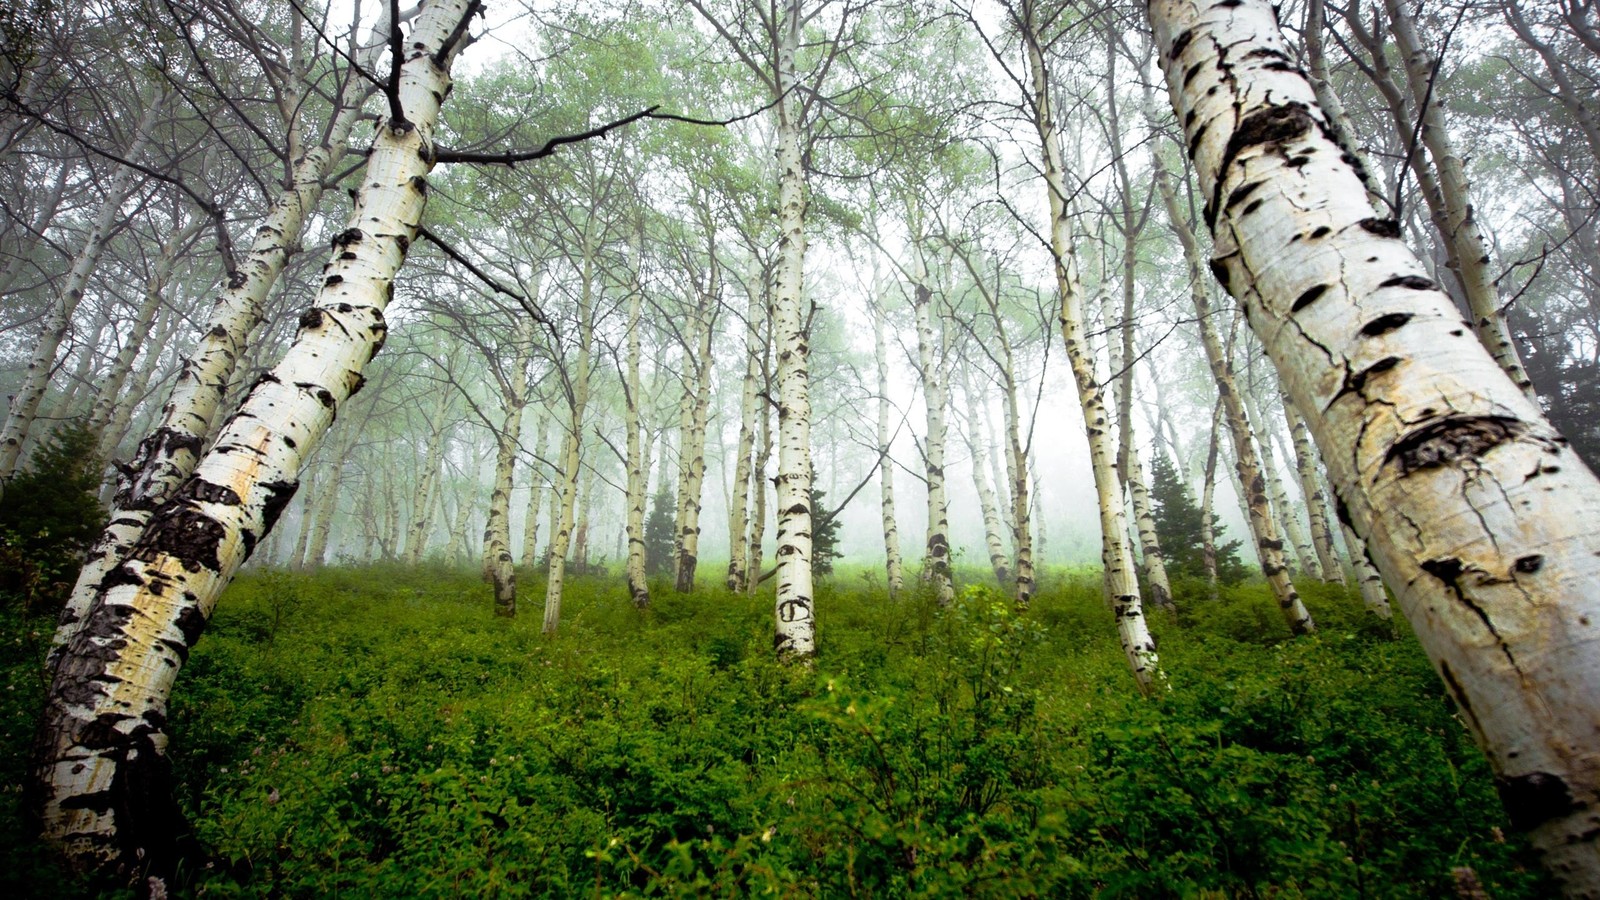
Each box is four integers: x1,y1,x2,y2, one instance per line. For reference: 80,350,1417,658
0,562,1552,897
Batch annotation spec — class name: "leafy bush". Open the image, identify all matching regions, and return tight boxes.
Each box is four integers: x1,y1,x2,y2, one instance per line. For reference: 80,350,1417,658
0,564,1551,897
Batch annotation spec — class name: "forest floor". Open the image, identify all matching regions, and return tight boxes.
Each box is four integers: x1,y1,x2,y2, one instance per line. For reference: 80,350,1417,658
1,564,1553,898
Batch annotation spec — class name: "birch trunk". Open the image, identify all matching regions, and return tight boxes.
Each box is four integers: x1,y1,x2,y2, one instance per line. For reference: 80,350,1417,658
726,279,763,592
911,262,954,605
574,461,595,572
56,15,394,654
304,452,347,571
872,300,905,596
406,387,454,565
289,465,317,571
1145,94,1315,635
1021,8,1159,692
960,365,1010,587
1105,33,1174,612
483,321,531,616
447,477,474,567
770,0,815,658
544,247,595,633
674,292,714,593
1151,0,1600,888
1383,0,1536,401
0,95,163,481
35,2,476,877
1283,399,1346,584
522,418,549,567
1341,519,1393,618
748,376,771,595
1200,398,1222,595
86,219,204,453
1243,381,1318,578
53,306,111,423
625,274,651,606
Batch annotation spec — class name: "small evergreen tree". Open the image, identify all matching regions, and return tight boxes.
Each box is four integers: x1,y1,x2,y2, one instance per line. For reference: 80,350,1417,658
643,485,676,576
1147,453,1247,585
811,488,843,578
0,422,107,613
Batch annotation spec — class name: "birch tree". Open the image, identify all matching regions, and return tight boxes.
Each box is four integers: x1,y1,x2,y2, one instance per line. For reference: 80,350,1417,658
1149,0,1600,888
34,0,480,878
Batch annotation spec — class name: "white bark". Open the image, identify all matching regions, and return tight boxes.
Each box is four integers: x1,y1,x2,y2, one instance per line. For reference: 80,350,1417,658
36,1,476,875
1340,519,1393,618
1283,398,1346,584
522,418,549,567
55,16,393,655
873,300,905,596
960,365,1010,588
1022,8,1160,692
674,283,714,593
1243,379,1318,578
406,384,455,565
911,257,954,606
626,271,651,606
726,277,763,593
1152,0,1600,888
544,248,595,634
770,2,815,659
483,320,531,616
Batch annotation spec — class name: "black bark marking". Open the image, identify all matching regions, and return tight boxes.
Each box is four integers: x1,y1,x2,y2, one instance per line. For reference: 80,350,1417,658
1169,28,1194,60
324,275,343,287
1292,284,1328,312
1496,772,1579,831
1513,554,1544,574
298,308,324,330
1213,103,1314,223
1226,180,1263,211
1208,256,1232,291
1378,274,1436,291
1438,661,1478,731
1360,313,1413,336
144,500,228,574
1345,355,1401,395
1309,225,1330,239
1359,217,1401,238
332,227,364,249
187,480,242,506
1385,415,1526,476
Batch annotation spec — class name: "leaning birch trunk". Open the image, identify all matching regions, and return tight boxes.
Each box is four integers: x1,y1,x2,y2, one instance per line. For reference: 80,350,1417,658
726,280,763,592
960,364,1010,587
55,19,393,656
1104,33,1174,613
85,219,205,453
1243,381,1319,579
1340,519,1393,618
770,0,816,658
1383,0,1536,401
483,321,531,616
544,251,595,633
625,276,651,607
1151,0,1600,889
406,387,454,565
34,2,476,878
522,418,548,566
1144,95,1315,635
911,261,954,605
872,300,905,596
1283,398,1346,584
97,302,181,476
1021,12,1159,692
0,95,163,482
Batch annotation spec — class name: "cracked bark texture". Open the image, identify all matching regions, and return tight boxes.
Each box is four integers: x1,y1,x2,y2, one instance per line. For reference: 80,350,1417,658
1020,3,1160,693
33,0,477,879
1150,0,1600,891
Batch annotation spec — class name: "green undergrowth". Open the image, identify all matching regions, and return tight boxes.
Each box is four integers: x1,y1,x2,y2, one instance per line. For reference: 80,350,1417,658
0,563,1551,898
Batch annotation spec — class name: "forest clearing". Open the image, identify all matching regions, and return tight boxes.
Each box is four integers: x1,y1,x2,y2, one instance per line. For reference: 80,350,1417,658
3,0,1600,895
